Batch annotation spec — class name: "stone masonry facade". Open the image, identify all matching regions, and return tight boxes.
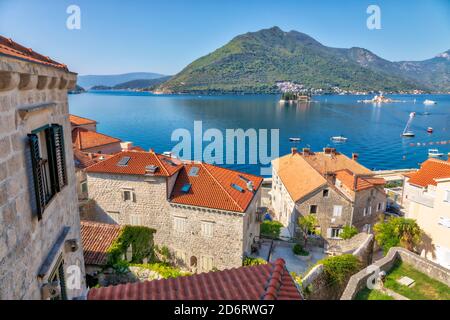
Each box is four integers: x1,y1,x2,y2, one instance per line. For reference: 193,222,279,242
0,54,86,299
86,172,261,272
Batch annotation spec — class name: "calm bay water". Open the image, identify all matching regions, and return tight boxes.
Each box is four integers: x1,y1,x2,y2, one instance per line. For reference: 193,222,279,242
69,92,450,176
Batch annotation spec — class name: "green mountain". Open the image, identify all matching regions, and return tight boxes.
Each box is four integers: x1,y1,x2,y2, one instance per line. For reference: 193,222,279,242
114,76,171,90
158,27,448,94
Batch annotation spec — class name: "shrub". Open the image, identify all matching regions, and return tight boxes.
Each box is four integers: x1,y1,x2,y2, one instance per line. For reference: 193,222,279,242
260,221,283,239
243,257,268,266
130,262,191,279
374,216,422,254
318,254,361,286
293,244,309,256
107,225,156,265
340,225,358,239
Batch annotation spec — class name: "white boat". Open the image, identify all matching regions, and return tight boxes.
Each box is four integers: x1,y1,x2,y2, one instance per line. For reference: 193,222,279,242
402,112,416,137
428,149,444,157
423,99,437,105
289,137,301,142
331,135,348,142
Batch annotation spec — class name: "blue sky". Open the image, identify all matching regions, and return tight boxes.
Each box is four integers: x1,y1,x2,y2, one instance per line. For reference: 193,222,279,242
0,0,449,75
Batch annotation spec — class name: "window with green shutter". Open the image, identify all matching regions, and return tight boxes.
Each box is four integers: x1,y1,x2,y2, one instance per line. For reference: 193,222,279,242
28,124,67,219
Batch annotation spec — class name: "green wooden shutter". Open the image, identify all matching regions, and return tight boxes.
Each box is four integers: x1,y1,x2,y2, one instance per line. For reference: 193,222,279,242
45,126,59,194
28,134,45,220
52,124,67,190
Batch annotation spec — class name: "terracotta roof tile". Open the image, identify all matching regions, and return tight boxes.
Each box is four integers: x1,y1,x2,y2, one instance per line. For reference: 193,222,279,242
273,150,375,201
69,114,97,126
170,162,263,213
72,127,121,151
86,151,183,177
80,221,123,266
335,169,385,192
0,35,68,70
73,149,112,169
407,158,450,187
87,258,302,300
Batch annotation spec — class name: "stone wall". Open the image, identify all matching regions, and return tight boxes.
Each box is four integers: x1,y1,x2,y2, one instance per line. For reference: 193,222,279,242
86,172,261,272
0,56,86,299
341,247,450,300
300,233,374,300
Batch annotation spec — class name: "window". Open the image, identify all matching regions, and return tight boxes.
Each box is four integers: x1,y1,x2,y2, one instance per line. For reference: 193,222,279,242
81,181,88,194
438,217,450,228
323,189,329,197
201,221,214,238
200,256,214,272
444,190,450,202
333,205,343,217
173,216,187,233
363,224,371,233
122,189,136,202
28,124,67,219
130,214,141,226
310,205,318,214
174,250,187,264
377,203,382,211
363,207,367,216
329,228,341,239
48,256,67,300
368,206,372,215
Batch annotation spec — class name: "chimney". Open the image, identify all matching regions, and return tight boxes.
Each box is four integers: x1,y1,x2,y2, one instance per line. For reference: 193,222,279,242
88,153,93,160
302,148,310,156
149,148,155,153
121,141,133,151
352,153,359,161
291,147,297,155
448,153,450,162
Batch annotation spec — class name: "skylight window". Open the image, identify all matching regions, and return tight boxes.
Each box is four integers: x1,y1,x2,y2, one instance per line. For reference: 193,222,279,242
117,156,131,166
189,166,199,177
231,183,244,193
181,183,191,193
162,158,177,167
238,175,250,183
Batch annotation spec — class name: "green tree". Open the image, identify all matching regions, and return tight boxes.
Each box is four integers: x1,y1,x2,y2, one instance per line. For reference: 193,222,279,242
374,216,422,254
340,225,358,240
298,214,318,246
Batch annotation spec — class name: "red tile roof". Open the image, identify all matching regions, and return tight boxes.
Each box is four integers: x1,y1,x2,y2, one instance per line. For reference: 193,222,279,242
86,151,183,177
0,35,68,70
72,127,121,151
80,221,123,266
407,158,450,187
69,114,97,126
335,169,385,191
170,162,263,213
87,258,302,300
73,149,112,169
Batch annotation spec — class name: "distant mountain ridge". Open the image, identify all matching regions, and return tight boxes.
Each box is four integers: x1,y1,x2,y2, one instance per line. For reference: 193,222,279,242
77,72,167,89
157,27,449,94
89,76,172,91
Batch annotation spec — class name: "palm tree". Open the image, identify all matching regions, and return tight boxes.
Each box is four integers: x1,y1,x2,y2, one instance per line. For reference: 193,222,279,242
395,218,422,252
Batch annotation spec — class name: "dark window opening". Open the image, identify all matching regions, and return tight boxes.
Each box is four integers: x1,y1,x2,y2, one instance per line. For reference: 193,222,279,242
323,189,329,197
310,205,318,214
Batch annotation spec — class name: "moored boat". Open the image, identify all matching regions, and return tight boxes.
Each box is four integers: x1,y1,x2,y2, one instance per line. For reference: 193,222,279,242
289,137,301,142
427,127,433,133
331,135,348,142
402,112,416,137
428,149,444,157
423,99,437,105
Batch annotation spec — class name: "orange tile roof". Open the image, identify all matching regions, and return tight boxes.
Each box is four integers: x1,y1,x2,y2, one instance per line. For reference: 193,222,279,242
69,114,97,126
72,127,121,151
86,151,183,177
335,169,385,192
407,158,450,187
170,162,263,213
88,258,302,300
0,35,68,70
273,150,375,201
73,149,112,169
80,221,123,266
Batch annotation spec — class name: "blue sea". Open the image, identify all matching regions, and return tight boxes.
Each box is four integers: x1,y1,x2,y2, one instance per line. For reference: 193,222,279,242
69,92,450,176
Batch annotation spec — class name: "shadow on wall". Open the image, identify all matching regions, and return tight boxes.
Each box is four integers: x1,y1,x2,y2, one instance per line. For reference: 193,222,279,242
417,232,436,260
79,200,119,225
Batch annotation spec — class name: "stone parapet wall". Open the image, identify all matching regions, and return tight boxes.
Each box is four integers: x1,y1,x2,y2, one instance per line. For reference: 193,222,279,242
340,247,450,300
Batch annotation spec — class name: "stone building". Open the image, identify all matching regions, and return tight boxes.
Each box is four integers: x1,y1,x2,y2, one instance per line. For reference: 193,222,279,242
271,148,386,242
402,158,450,268
69,114,97,132
85,150,263,272
0,36,86,299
